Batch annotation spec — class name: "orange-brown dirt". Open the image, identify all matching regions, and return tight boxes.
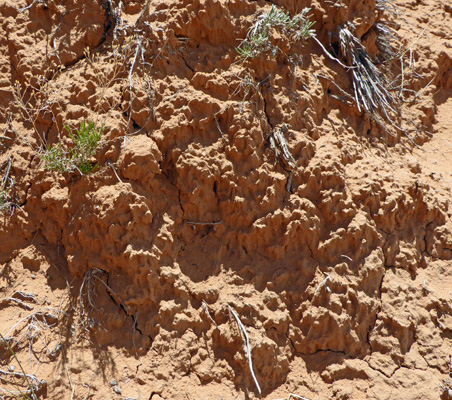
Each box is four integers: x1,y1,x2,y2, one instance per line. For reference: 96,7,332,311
0,0,452,399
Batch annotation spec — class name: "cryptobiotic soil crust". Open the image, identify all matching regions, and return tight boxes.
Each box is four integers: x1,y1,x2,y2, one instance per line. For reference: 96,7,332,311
0,0,452,399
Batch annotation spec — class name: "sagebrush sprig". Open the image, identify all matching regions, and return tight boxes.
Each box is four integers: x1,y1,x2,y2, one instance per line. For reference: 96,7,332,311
237,6,315,59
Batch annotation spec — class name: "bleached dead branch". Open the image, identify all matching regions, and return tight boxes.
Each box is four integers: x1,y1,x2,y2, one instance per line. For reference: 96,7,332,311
228,305,261,396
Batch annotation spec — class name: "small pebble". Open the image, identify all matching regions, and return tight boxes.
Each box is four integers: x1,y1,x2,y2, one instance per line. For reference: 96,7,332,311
110,380,118,386
31,274,36,279
113,386,122,395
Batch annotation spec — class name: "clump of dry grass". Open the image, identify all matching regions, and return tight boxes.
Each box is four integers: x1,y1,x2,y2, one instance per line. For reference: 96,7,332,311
374,22,400,63
376,0,399,14
338,24,397,126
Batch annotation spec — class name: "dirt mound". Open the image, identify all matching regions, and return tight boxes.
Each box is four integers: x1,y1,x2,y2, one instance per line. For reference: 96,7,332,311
1,0,452,399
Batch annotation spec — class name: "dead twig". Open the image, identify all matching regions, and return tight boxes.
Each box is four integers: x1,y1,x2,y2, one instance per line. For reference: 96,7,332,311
313,272,331,298
228,305,261,396
0,297,34,311
315,74,355,103
268,123,296,170
202,301,218,328
1,156,11,192
312,36,351,70
273,394,312,400
183,220,223,226
135,0,151,26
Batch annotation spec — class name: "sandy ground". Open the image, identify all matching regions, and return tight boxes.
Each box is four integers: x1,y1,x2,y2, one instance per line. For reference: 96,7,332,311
0,0,452,399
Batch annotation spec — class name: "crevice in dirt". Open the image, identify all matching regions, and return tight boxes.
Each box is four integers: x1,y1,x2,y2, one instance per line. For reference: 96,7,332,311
180,54,194,74
370,361,401,378
412,329,433,370
103,271,146,339
99,0,115,48
297,348,349,357
149,392,165,400
285,329,296,352
43,116,54,145
261,86,274,129
367,259,386,353
118,84,143,134
160,163,185,216
306,242,314,259
423,221,434,257
48,10,74,64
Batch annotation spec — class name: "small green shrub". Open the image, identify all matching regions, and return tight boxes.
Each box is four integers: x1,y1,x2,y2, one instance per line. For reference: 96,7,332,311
41,120,103,174
236,6,315,59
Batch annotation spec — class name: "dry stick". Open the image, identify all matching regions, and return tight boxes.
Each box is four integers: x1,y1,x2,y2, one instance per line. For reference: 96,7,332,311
228,305,261,397
273,394,312,400
313,273,330,298
66,365,75,400
0,369,42,394
18,0,41,12
214,110,226,140
82,373,95,400
1,156,11,191
135,0,151,26
0,333,38,397
127,36,142,129
400,27,427,59
106,160,123,183
4,308,60,339
0,297,33,311
412,75,435,102
312,36,351,70
50,11,72,64
399,58,404,98
183,220,223,226
315,74,355,102
202,301,218,328
287,394,312,400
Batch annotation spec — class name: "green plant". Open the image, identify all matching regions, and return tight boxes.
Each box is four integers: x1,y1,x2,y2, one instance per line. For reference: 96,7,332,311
236,6,315,59
41,120,104,174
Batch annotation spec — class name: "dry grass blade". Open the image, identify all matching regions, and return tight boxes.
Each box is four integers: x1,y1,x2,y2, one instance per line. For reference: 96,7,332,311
376,0,400,14
374,23,399,62
228,305,261,396
338,25,397,123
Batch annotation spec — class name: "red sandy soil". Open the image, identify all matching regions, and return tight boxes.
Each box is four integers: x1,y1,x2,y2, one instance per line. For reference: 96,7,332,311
0,0,452,399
